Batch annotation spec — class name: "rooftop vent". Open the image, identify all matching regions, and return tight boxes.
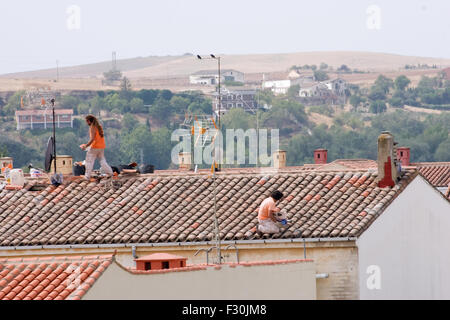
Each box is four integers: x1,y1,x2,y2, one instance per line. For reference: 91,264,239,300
134,253,187,271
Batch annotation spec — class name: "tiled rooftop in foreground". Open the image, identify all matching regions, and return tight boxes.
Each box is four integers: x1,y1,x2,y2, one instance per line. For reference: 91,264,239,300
0,167,420,247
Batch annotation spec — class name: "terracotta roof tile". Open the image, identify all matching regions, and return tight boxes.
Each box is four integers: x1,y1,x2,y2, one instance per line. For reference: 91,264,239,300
0,255,112,300
412,162,450,187
0,168,422,245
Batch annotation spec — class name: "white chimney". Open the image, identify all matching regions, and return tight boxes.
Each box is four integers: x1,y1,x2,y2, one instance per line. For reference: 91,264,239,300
50,155,73,175
273,150,286,169
377,132,398,188
178,152,192,170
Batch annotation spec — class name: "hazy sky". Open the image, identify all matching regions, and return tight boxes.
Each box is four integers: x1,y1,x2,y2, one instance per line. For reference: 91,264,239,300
0,0,449,74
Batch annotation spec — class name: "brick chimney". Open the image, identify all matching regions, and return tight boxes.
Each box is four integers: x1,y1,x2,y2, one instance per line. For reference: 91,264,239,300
314,149,327,164
135,253,187,271
178,152,192,170
273,150,286,169
397,147,410,166
377,131,398,188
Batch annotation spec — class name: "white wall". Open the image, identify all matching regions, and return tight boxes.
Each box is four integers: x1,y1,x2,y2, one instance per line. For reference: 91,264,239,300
357,176,450,299
83,260,316,300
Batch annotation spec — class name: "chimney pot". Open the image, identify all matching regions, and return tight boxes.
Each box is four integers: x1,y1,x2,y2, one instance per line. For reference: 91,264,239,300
178,152,192,170
273,150,286,169
314,149,327,164
397,147,410,166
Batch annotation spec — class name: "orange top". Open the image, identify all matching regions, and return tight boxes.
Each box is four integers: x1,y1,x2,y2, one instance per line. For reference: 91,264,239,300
91,127,105,149
258,197,275,220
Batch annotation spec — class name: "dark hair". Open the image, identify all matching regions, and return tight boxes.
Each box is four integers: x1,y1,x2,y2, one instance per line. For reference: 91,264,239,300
270,190,284,201
85,114,104,138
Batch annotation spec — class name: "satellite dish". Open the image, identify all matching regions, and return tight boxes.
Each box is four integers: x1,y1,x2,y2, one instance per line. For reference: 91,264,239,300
45,136,55,172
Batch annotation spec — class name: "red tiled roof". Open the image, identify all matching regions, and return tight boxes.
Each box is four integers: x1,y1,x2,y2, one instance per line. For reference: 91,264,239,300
314,159,377,171
0,255,112,300
412,162,450,187
0,168,420,246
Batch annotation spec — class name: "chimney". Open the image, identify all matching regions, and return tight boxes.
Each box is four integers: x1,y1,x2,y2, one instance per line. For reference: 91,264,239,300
178,152,192,170
397,147,410,166
314,149,327,164
377,131,398,188
134,253,187,271
50,155,73,175
273,150,286,169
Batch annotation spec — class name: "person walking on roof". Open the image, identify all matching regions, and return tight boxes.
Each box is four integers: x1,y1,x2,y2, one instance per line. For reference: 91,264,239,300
80,114,113,180
257,190,284,234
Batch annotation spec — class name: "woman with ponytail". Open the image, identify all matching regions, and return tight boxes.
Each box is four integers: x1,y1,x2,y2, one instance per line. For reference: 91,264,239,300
80,114,113,180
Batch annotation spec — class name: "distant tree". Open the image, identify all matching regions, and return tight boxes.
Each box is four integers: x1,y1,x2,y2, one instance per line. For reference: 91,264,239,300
314,70,329,81
319,63,328,70
221,108,252,130
349,95,364,111
122,113,138,131
287,84,300,100
256,89,275,107
77,102,90,115
394,75,411,91
368,86,386,101
149,97,173,124
0,144,8,157
3,91,25,116
337,65,351,73
170,96,190,113
129,98,145,113
120,125,152,164
60,95,80,114
158,90,173,101
149,128,173,169
434,138,450,161
137,89,160,105
369,100,387,114
89,96,105,117
103,69,122,82
187,100,212,115
389,97,404,107
311,65,317,71
374,75,394,94
120,77,133,100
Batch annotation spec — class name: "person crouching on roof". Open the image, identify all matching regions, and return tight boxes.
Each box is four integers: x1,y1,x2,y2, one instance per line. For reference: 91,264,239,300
257,190,284,234
79,114,113,180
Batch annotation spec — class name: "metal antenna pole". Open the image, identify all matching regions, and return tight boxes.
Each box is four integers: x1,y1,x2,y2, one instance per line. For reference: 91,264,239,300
51,99,57,173
196,54,222,264
218,57,221,130
215,56,222,263
256,85,260,168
